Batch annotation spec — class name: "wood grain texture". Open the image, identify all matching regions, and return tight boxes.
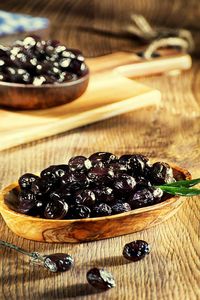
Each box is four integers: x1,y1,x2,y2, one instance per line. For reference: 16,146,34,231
0,1,200,300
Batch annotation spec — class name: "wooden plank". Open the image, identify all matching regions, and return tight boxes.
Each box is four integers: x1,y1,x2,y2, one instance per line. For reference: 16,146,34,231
0,54,161,151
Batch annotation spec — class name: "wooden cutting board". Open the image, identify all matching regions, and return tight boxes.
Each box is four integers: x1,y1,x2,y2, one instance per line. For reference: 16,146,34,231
0,52,167,151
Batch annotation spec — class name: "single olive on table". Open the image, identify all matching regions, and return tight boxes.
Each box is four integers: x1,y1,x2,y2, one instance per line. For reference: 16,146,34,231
123,240,150,262
0,240,74,273
0,36,89,109
5,151,196,221
87,268,116,290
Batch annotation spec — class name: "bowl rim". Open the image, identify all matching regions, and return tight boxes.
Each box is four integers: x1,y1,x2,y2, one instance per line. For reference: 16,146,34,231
0,71,89,89
0,164,191,223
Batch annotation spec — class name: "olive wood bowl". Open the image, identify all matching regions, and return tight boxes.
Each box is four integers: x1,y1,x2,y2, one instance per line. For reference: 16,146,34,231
0,72,89,110
0,165,191,243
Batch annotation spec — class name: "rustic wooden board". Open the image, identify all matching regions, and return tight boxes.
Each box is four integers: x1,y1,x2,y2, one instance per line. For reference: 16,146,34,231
0,52,161,151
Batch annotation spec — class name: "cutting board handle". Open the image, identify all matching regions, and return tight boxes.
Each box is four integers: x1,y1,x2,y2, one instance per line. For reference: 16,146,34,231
114,54,192,78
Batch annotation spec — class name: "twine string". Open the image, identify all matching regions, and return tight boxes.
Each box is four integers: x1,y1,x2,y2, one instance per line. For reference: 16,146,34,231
125,14,194,58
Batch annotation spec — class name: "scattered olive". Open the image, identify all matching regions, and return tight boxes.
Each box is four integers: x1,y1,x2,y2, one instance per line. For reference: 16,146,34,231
86,268,116,290
44,253,74,272
123,240,150,261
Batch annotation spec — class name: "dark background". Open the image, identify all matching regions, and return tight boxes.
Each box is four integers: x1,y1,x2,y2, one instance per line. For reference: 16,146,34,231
1,0,200,56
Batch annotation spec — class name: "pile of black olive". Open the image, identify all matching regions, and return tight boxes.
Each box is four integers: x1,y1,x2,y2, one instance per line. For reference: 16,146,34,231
0,36,88,85
7,152,176,220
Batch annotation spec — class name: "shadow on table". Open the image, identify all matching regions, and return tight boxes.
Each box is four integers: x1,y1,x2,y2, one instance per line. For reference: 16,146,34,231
40,283,103,299
0,267,59,284
90,255,131,268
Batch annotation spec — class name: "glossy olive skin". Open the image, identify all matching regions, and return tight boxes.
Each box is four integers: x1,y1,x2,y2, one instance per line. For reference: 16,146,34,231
44,199,68,219
11,153,175,220
123,240,150,261
86,268,116,290
44,253,74,272
18,173,39,190
0,36,88,86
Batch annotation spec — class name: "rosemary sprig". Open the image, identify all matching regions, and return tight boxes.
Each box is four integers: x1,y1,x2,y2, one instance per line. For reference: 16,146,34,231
155,178,200,196
157,185,200,196
161,178,200,188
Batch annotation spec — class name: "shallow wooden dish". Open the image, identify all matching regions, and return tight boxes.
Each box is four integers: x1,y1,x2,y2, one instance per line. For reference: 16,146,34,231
0,73,89,110
0,165,191,243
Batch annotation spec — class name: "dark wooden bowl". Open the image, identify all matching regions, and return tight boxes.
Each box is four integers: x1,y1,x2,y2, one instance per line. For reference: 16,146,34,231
0,73,89,110
0,165,191,243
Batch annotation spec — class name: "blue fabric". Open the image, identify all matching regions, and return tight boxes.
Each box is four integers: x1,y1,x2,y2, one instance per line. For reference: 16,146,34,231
0,10,49,36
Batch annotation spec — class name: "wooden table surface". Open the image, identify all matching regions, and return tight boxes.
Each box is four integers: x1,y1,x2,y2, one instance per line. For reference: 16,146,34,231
0,1,200,299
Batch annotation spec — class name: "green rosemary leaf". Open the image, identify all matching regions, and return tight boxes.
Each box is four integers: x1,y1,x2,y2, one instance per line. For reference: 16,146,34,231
157,186,200,196
161,178,200,188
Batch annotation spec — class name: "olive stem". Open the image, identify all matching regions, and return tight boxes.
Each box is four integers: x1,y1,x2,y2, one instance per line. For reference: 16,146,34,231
0,240,44,262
